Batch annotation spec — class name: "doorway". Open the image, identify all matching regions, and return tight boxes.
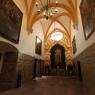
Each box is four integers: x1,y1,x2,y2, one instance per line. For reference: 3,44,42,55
50,44,66,69
33,59,41,79
0,41,18,90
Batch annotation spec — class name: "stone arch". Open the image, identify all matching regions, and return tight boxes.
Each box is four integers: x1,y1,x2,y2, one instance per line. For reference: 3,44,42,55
50,44,66,69
0,41,18,90
0,41,18,52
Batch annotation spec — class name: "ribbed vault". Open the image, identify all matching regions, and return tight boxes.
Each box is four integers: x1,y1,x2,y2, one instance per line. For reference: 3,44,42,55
23,0,78,62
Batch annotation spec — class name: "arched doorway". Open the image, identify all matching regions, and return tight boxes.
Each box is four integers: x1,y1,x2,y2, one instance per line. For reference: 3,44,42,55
50,44,66,69
0,41,18,90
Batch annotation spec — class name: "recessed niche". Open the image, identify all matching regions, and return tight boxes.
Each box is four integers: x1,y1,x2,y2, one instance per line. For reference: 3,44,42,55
0,53,2,61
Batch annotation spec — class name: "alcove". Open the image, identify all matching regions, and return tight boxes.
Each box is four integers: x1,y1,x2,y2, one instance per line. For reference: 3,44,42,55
0,41,18,90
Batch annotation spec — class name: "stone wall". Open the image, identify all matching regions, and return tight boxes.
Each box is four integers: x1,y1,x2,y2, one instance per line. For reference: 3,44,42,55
75,43,95,89
17,53,35,84
17,53,45,84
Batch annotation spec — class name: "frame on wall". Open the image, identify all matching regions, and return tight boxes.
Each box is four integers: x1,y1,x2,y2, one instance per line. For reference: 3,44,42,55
0,0,23,43
72,36,77,54
35,36,42,55
80,0,95,40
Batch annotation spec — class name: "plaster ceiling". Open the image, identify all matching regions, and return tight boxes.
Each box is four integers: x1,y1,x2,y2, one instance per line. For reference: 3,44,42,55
23,0,78,57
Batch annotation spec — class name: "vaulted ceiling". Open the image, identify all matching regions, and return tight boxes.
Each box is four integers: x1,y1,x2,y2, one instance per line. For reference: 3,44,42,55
23,0,78,59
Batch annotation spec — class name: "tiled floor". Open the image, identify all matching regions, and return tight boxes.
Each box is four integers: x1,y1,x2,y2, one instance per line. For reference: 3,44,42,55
0,76,95,95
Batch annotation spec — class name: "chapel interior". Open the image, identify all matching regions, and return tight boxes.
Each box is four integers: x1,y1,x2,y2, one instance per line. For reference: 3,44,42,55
0,0,95,95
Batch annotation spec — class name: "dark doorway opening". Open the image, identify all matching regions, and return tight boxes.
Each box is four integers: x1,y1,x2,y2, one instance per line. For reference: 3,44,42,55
33,59,41,79
0,41,18,90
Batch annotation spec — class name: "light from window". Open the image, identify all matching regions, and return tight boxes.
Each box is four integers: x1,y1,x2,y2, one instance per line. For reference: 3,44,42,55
51,32,63,41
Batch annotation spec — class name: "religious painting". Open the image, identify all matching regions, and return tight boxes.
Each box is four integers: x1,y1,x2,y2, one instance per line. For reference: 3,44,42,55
54,49,62,66
0,0,23,43
72,36,77,54
35,36,42,55
80,0,95,39
50,44,66,69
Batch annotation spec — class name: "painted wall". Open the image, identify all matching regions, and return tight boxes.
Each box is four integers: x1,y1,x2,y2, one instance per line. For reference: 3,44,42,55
71,0,95,57
71,0,95,90
0,0,44,59
19,20,44,59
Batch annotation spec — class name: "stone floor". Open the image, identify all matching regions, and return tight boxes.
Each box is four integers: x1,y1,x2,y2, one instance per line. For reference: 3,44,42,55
0,76,95,95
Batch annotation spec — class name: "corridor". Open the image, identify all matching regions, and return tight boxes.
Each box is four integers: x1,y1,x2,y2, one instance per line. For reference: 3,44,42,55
0,0,95,94
0,76,95,95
